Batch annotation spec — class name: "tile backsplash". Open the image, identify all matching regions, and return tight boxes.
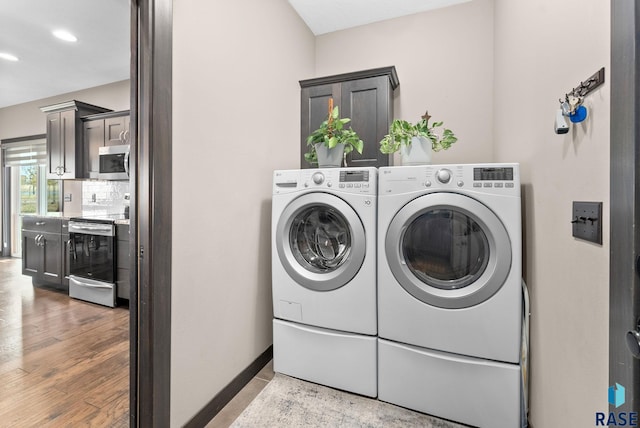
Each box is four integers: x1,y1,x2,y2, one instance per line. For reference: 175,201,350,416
82,181,130,216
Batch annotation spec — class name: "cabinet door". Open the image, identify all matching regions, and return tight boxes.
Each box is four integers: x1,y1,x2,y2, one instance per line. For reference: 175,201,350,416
40,232,63,282
84,119,105,179
123,115,131,143
47,109,78,179
105,115,130,146
300,83,341,169
116,225,130,300
60,109,77,179
22,231,42,277
341,76,393,168
62,233,71,286
46,112,62,178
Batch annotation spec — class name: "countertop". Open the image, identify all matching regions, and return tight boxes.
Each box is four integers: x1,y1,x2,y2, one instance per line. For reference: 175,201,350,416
22,213,130,225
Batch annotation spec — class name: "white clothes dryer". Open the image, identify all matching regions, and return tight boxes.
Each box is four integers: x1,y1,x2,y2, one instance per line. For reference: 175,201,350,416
272,167,377,397
377,163,524,427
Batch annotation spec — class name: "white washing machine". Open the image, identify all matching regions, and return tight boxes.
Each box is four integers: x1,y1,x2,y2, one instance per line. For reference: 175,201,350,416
272,167,377,397
377,163,524,428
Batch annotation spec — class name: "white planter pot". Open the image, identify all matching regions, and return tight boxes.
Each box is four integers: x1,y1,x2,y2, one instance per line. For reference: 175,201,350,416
315,143,345,168
400,136,432,166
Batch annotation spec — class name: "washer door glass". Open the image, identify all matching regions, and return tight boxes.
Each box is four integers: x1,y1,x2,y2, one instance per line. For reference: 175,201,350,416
290,206,351,273
276,193,366,291
386,193,511,308
403,209,490,290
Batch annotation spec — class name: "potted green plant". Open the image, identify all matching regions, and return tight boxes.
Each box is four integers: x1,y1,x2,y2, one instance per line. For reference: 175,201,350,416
379,111,457,165
304,99,364,168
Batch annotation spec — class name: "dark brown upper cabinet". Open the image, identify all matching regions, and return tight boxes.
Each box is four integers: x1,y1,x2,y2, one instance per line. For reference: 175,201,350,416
300,66,399,169
82,110,131,179
40,100,111,179
105,113,131,146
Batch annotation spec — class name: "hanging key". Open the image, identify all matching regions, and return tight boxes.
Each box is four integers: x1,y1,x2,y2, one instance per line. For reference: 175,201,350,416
568,94,581,114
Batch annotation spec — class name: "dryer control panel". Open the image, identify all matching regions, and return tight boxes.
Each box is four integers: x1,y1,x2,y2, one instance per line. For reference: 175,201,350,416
378,163,520,196
273,167,377,196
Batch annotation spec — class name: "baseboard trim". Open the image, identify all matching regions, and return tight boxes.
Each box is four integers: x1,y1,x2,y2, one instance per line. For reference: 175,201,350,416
184,345,273,428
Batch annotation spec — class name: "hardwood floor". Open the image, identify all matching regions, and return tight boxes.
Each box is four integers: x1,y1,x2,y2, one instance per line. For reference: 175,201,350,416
0,257,129,427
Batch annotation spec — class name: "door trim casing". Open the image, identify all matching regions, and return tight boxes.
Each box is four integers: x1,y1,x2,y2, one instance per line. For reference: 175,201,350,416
132,0,173,426
610,0,640,412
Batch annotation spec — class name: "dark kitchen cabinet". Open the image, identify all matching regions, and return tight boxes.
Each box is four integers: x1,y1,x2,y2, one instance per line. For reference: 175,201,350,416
22,230,43,276
62,222,70,287
82,110,130,179
116,224,130,301
40,100,111,179
22,217,67,289
40,232,63,282
300,66,399,169
84,119,105,179
105,114,130,146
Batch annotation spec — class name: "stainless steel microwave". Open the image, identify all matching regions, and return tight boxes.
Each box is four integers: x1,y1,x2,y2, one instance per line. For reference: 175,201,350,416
98,145,130,180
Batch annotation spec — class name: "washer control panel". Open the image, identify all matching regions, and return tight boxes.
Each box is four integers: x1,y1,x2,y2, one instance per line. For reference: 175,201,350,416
274,168,377,195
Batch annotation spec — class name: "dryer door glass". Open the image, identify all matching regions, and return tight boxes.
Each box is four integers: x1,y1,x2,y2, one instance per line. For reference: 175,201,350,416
290,205,351,273
385,192,512,309
402,209,490,290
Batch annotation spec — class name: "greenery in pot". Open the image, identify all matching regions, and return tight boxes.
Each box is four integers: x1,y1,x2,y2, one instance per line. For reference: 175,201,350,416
304,99,364,165
379,111,458,154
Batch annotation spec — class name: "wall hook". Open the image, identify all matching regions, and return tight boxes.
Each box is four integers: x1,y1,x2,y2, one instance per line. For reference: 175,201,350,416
563,67,605,101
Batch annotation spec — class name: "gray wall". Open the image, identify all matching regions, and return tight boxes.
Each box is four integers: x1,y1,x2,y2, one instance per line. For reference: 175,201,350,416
170,1,315,425
493,0,610,425
0,80,130,141
315,0,494,165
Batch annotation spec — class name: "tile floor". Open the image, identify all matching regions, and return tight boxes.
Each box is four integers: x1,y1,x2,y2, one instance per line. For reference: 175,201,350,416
206,360,275,427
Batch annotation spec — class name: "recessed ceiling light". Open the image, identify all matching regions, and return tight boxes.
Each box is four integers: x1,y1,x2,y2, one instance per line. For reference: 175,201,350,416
53,30,78,42
0,53,19,62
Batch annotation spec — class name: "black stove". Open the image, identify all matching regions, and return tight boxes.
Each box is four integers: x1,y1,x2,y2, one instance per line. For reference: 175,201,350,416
68,215,118,307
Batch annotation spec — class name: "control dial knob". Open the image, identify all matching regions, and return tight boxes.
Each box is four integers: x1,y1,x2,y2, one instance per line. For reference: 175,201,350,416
436,168,452,184
312,172,325,185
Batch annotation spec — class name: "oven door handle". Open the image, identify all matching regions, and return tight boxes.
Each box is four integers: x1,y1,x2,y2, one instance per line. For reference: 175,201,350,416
68,223,115,236
79,282,113,289
69,276,114,289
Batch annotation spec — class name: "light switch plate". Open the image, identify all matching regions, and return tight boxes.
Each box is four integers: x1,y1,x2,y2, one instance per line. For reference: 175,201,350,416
572,201,602,245
64,193,72,202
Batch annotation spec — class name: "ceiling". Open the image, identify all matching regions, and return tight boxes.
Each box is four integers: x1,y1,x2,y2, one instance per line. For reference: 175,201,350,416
0,0,468,110
288,0,470,35
0,0,130,109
